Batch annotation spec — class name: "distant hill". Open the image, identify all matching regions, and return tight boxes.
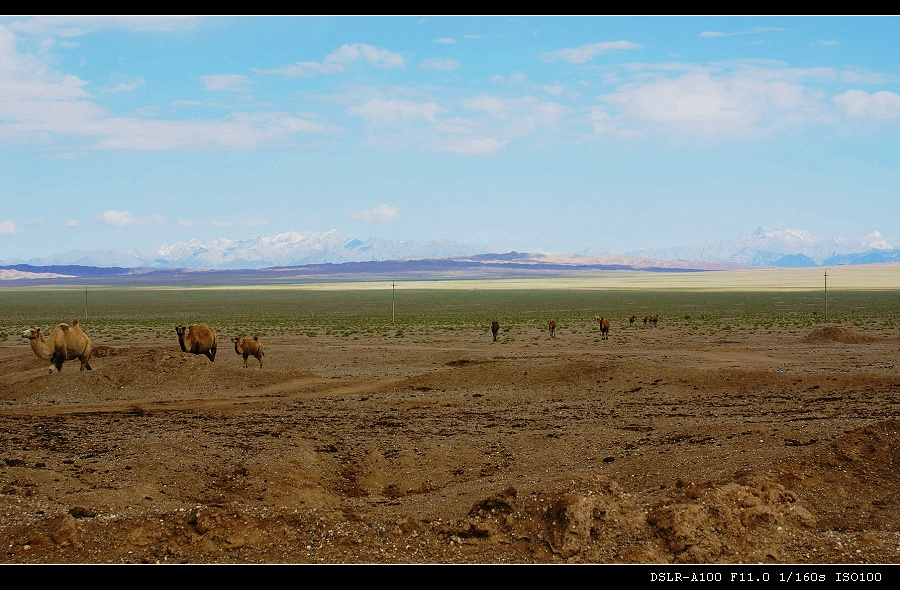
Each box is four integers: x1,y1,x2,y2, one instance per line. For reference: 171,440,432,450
0,253,742,286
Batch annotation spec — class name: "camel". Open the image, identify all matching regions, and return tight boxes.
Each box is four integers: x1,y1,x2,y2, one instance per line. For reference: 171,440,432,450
628,314,637,327
22,319,93,373
491,321,500,342
176,324,217,362
548,320,557,338
231,336,264,368
598,317,611,340
649,313,659,328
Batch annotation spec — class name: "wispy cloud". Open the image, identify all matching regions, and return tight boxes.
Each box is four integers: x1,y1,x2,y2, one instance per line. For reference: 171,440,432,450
349,204,400,222
540,41,642,64
350,99,443,127
99,210,165,228
242,217,269,226
260,43,405,77
201,74,251,93
8,15,204,36
419,58,461,71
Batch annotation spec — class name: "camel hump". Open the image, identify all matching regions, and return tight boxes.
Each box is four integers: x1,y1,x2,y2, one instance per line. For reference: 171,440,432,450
59,323,70,331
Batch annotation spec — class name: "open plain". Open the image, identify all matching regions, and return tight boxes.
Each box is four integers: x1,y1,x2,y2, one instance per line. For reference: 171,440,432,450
0,267,899,564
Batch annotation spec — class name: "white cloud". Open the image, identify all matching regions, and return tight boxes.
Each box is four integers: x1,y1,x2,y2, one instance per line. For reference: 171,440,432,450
434,37,457,44
201,74,250,93
261,43,404,77
100,76,144,94
0,220,21,235
64,219,79,228
595,65,839,136
349,204,400,222
833,90,900,119
99,210,165,227
540,41,642,64
176,219,195,228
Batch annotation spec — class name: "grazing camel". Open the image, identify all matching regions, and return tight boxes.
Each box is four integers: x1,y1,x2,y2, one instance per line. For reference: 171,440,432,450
548,320,557,338
649,313,659,328
598,317,611,340
176,324,217,362
491,321,500,342
22,319,93,373
231,336,264,368
628,314,637,327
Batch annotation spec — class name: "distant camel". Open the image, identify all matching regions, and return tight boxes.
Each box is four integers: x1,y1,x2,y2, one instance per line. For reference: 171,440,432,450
628,315,637,327
642,314,659,328
232,336,264,368
22,319,93,373
548,320,557,338
491,321,500,342
176,324,217,362
597,317,611,340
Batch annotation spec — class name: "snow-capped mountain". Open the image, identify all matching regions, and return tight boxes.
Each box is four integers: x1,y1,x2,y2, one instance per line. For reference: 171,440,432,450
626,227,897,268
2,227,897,271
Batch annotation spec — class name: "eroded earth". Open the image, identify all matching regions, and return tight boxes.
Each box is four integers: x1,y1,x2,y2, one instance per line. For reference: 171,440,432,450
1,322,899,564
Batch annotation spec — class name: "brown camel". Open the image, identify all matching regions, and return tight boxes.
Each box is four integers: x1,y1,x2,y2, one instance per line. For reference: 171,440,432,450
548,320,557,338
628,314,637,327
176,324,217,362
231,336,264,368
22,319,93,373
491,321,500,342
598,317,611,340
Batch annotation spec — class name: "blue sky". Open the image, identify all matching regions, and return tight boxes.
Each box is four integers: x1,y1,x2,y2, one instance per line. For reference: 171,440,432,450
1,15,898,262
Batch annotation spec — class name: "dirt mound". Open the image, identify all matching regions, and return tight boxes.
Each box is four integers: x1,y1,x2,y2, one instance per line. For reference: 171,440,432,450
802,326,876,344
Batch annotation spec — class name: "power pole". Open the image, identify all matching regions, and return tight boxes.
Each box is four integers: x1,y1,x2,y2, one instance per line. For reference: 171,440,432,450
824,269,828,322
84,289,88,324
391,282,396,324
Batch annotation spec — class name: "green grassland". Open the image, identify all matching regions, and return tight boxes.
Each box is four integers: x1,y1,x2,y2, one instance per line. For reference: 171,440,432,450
1,267,898,343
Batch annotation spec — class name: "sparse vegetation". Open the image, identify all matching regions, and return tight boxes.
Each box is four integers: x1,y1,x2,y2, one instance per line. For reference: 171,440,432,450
1,283,897,342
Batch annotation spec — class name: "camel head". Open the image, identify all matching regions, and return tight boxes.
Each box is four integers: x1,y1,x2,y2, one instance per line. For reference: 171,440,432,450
175,325,187,338
231,337,240,344
21,326,42,340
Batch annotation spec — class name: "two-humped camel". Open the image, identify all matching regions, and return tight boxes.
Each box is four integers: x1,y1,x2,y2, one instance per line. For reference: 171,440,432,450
176,324,217,362
548,320,557,338
491,321,500,342
231,336,264,368
22,319,93,373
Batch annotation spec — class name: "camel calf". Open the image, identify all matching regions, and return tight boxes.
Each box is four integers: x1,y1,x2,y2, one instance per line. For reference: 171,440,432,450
232,336,264,368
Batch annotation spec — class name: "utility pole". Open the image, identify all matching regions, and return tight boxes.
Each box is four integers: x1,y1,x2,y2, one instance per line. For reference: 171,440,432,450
84,289,88,324
824,269,828,322
391,282,396,324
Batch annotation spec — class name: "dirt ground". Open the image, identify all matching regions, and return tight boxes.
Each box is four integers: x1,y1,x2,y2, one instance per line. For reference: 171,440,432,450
1,320,899,564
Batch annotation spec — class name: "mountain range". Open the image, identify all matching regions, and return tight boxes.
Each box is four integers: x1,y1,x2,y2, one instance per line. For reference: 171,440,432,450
1,227,897,284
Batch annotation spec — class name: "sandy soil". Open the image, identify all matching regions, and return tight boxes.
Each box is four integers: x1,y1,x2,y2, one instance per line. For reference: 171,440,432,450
1,321,899,564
